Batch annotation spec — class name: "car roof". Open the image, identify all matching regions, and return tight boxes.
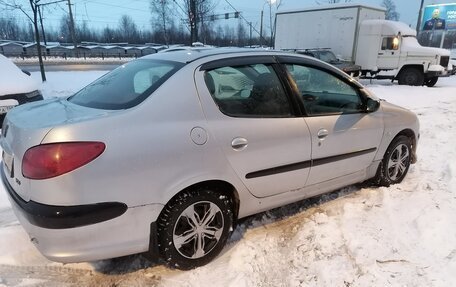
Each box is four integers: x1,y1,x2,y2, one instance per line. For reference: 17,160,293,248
139,48,361,86
141,48,288,64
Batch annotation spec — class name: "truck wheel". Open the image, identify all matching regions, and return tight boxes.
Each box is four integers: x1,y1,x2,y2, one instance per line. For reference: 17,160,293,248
157,186,234,270
398,68,424,86
425,77,438,87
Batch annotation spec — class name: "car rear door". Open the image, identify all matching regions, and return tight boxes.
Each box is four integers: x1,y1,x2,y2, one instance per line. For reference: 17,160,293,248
194,56,312,198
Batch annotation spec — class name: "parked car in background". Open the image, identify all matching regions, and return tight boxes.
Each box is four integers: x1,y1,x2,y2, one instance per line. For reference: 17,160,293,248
1,49,419,270
296,49,361,78
0,54,43,126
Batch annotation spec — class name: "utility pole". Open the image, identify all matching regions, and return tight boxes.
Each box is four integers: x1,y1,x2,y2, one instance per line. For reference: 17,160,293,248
249,22,252,47
67,0,78,55
260,10,263,46
38,6,47,45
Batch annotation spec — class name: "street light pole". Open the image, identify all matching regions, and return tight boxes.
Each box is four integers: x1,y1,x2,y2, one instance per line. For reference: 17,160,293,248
416,0,425,34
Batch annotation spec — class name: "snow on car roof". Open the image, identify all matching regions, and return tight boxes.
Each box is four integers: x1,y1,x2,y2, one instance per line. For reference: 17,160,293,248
0,54,40,96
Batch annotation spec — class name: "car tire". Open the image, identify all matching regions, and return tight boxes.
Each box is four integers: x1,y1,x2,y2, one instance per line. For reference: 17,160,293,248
375,135,412,187
157,186,234,270
398,68,424,86
424,77,438,87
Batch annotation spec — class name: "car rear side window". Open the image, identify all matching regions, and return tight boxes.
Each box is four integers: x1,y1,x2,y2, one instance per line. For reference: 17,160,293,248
204,64,293,118
68,59,183,110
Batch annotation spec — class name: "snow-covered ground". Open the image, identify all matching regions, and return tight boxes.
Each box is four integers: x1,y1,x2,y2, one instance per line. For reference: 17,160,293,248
0,71,455,286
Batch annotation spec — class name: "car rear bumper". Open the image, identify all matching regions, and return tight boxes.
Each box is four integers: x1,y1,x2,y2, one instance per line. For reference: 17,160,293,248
1,166,164,263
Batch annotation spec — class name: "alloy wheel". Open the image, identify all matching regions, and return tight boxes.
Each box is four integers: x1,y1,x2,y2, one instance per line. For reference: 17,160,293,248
172,201,224,259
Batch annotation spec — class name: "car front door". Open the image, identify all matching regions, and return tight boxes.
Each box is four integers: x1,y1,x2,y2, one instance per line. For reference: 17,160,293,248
195,58,312,198
283,62,383,185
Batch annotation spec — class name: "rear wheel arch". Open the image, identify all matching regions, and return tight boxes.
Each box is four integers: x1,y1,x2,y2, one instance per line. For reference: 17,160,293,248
151,180,240,269
162,180,240,221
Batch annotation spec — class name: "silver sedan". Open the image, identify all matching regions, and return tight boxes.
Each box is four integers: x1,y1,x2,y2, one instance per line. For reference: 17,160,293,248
1,49,419,269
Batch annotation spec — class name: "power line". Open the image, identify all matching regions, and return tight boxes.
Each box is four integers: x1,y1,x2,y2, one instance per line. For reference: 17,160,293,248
223,0,266,42
81,0,150,13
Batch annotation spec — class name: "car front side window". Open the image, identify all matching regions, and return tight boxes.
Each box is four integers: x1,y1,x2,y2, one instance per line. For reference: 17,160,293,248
285,64,363,116
204,64,293,118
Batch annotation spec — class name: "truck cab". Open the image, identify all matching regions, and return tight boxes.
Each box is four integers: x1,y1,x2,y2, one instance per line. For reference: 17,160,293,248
356,20,451,86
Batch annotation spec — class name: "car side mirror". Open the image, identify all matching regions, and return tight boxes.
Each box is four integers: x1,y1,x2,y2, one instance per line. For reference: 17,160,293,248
365,97,380,113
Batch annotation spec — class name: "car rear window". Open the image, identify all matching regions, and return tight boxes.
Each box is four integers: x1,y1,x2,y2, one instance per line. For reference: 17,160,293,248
68,59,184,110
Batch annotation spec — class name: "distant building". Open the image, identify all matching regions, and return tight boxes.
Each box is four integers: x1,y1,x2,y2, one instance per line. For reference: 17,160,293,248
23,42,46,56
0,42,23,57
124,46,157,57
46,44,74,57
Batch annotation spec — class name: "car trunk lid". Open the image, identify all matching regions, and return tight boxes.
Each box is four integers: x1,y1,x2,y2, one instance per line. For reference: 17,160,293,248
1,98,112,202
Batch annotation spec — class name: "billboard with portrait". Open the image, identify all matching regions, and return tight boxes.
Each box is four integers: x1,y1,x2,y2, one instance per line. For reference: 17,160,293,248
422,4,456,31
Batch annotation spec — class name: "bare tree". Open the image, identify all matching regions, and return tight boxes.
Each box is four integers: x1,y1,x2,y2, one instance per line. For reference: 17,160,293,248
236,21,247,47
382,0,399,21
0,16,28,40
266,0,283,47
150,0,172,45
178,0,215,44
0,0,47,81
59,14,71,42
118,15,139,43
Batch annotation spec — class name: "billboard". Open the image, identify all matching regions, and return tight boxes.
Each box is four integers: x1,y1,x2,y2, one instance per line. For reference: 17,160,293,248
422,3,456,31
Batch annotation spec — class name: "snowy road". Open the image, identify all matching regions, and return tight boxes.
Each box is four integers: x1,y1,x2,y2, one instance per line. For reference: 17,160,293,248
0,72,455,286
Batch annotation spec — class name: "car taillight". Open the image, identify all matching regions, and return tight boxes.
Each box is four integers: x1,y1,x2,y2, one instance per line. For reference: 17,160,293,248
22,142,105,179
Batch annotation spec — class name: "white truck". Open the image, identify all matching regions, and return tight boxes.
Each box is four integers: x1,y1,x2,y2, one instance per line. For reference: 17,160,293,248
274,4,452,86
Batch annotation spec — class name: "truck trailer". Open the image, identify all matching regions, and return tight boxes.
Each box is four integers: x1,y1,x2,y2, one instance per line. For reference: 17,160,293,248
274,4,451,86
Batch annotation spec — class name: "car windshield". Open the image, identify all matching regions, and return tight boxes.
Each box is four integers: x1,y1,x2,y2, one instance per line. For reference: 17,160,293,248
315,51,338,63
68,59,184,110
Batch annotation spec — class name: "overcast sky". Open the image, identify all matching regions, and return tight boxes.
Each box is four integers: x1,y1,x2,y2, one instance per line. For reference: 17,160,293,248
6,0,455,35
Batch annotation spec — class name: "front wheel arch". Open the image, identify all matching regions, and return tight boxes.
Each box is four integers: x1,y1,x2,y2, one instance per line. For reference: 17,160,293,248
374,135,413,186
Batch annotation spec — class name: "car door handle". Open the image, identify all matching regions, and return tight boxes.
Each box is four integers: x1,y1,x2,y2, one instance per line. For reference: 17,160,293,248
231,137,248,150
317,129,329,139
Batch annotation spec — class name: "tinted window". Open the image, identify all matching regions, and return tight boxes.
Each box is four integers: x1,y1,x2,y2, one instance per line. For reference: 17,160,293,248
205,64,293,118
286,64,363,116
69,59,183,110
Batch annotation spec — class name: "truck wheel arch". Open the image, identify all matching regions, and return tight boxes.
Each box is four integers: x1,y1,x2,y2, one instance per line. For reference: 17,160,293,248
396,65,424,86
